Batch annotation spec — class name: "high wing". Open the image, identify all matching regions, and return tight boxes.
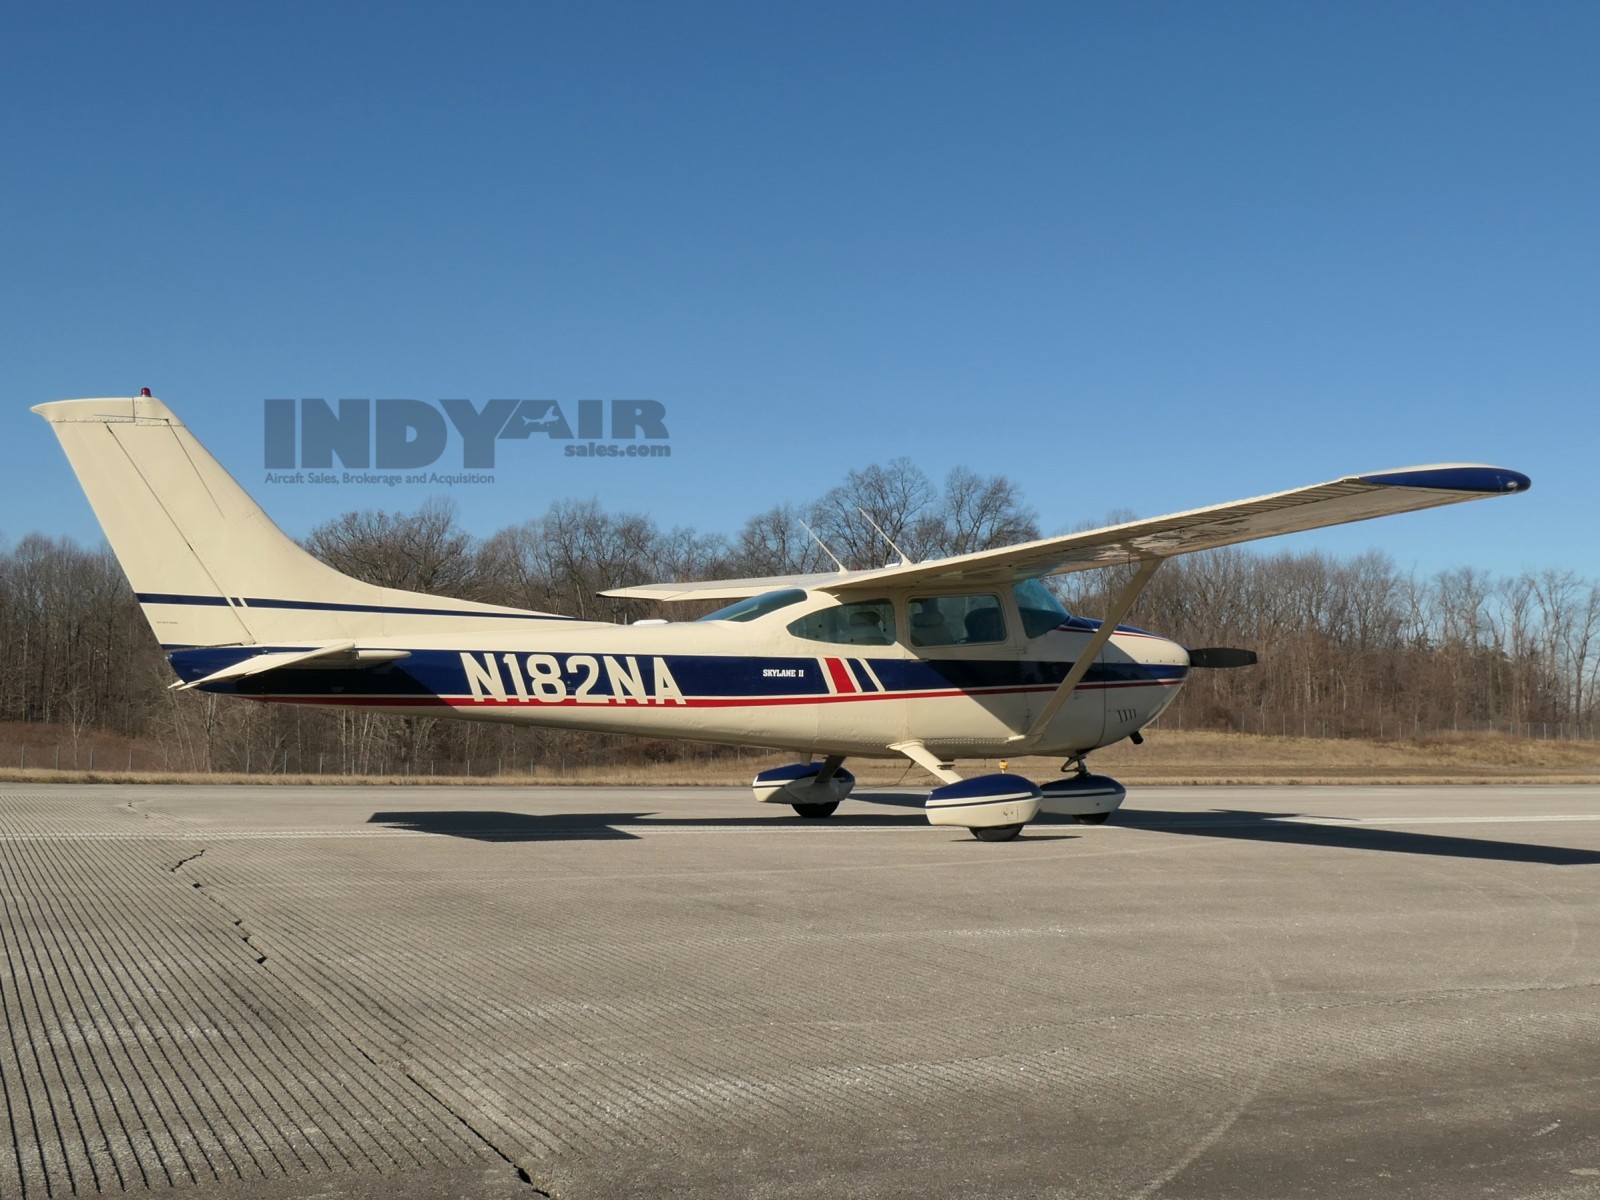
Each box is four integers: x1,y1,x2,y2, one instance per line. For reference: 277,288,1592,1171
604,464,1530,602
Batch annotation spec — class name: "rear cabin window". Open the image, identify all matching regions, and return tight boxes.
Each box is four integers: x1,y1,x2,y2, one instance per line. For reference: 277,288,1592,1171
697,589,808,623
908,594,1007,646
786,599,896,645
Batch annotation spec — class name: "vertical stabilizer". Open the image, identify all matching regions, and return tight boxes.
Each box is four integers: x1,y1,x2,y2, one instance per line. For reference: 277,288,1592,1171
34,395,565,647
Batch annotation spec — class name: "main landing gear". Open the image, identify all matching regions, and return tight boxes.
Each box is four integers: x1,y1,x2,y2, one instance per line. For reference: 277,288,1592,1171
751,756,856,819
750,751,1128,841
924,773,1041,841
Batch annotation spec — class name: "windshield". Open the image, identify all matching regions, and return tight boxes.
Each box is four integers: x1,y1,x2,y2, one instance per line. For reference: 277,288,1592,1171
697,588,809,623
1013,579,1071,638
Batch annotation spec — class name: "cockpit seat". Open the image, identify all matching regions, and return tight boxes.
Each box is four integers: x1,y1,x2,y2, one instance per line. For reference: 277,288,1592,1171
910,610,953,646
963,607,1006,643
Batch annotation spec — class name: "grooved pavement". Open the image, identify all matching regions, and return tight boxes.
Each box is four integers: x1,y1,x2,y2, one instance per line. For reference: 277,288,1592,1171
1,783,1599,1198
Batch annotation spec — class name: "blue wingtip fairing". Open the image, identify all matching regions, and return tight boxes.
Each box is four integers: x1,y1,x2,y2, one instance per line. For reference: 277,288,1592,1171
1357,466,1531,494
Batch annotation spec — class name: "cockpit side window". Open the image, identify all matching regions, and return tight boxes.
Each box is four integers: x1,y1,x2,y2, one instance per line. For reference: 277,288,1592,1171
1013,579,1072,638
786,598,896,645
908,594,1007,646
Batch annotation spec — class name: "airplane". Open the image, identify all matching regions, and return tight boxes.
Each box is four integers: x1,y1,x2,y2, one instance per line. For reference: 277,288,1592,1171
35,393,1531,840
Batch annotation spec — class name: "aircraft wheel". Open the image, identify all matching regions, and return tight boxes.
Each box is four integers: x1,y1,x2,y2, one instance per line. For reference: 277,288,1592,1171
971,823,1024,842
1074,812,1111,825
792,802,840,819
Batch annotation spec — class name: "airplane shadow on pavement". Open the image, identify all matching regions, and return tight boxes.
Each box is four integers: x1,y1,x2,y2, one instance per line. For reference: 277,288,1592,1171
369,806,943,842
367,792,1080,843
1110,808,1600,867
367,803,1600,863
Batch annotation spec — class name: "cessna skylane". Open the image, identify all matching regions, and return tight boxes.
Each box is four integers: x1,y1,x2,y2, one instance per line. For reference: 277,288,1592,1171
36,395,1531,839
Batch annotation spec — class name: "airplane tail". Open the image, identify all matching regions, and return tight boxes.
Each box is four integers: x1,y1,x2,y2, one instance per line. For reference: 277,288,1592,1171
34,395,565,649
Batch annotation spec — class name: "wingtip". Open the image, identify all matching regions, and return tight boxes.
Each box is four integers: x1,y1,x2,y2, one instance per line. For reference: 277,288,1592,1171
1356,465,1531,495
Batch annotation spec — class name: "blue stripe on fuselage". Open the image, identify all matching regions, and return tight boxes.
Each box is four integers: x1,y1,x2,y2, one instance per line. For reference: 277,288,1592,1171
846,659,879,692
169,646,1188,699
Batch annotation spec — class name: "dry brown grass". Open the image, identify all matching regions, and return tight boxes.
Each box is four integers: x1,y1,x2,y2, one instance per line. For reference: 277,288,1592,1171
2,730,1598,788
1074,729,1600,785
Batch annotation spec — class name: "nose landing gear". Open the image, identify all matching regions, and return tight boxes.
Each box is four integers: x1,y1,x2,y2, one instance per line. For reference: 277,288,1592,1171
1039,758,1128,824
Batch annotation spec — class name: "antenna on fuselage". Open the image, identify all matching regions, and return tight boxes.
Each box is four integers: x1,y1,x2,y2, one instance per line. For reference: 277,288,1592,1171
799,518,848,573
856,507,910,567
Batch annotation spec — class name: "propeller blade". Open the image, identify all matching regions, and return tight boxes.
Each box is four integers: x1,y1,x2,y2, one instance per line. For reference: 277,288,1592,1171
1188,647,1258,669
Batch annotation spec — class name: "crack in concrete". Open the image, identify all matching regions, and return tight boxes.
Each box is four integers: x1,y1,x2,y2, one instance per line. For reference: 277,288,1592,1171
393,1065,554,1196
242,933,266,965
168,848,207,872
174,855,553,1194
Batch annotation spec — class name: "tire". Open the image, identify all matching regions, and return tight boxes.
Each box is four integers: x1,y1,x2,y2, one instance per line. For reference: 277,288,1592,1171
792,802,840,819
1074,812,1111,825
971,823,1024,842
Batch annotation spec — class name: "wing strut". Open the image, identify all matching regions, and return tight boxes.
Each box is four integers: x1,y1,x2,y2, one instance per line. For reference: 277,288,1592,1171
1009,557,1164,748
888,740,963,784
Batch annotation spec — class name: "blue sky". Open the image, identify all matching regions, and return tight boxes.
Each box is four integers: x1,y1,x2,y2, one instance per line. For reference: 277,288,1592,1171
3,1,1594,583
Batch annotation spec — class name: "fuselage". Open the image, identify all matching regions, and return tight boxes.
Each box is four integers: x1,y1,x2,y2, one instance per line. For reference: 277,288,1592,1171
170,585,1190,760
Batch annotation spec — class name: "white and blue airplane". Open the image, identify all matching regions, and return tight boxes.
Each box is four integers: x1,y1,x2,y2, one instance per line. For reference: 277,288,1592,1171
36,394,1531,839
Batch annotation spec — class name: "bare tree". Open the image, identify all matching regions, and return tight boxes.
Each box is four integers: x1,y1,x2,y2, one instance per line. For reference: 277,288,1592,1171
730,504,835,576
809,459,938,568
306,497,485,597
930,467,1040,557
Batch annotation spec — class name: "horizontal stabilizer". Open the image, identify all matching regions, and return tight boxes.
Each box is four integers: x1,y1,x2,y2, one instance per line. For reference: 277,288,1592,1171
171,642,411,690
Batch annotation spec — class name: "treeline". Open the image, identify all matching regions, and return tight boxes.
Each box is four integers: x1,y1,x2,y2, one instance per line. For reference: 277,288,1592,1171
1,459,1595,774
1057,551,1599,739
